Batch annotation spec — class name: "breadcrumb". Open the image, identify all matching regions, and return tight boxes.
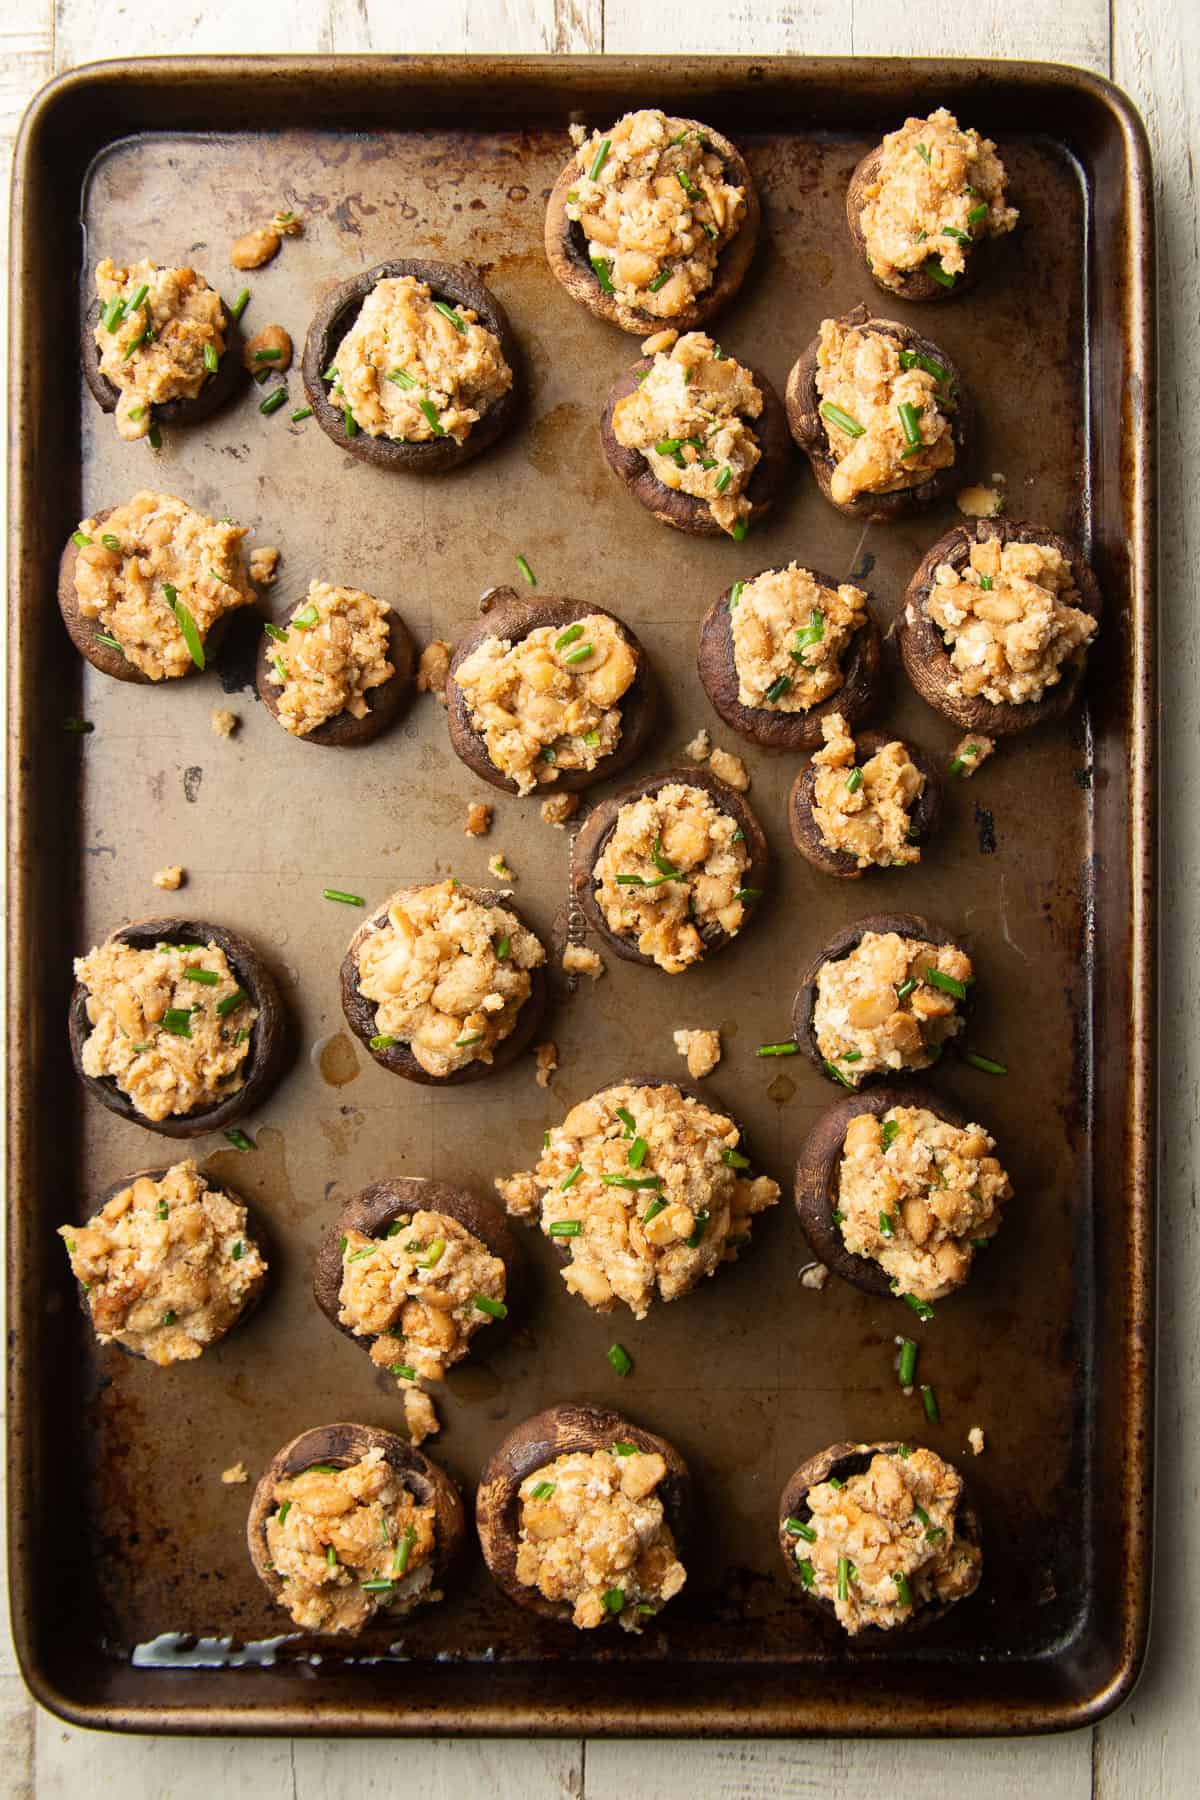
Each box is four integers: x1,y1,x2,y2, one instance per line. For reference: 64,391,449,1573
152,865,184,891
231,226,280,270
950,734,995,778
488,852,514,881
968,1426,986,1456
220,1462,249,1485
540,792,580,828
957,482,1006,519
210,708,238,738
641,327,679,356
708,746,749,790
465,802,493,837
249,545,280,586
672,1027,721,1079
799,1262,830,1291
563,945,604,980
403,1388,439,1446
243,325,292,376
271,209,303,237
417,639,453,705
535,1042,559,1088
684,727,712,762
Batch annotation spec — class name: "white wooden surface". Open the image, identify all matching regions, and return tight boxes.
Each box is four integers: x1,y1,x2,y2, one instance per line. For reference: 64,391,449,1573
1,0,1193,1793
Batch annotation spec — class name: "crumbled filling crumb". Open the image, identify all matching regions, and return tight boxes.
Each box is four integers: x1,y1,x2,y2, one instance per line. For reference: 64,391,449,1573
497,1081,779,1318
465,802,493,837
211,708,238,738
684,727,711,761
950,733,994,777
250,546,280,586
815,318,956,505
488,852,514,881
811,713,924,868
417,640,453,703
813,931,971,1083
563,945,604,980
404,1389,439,1445
672,1027,721,1078
731,564,868,711
222,1462,249,1485
707,747,749,790
266,582,394,737
927,539,1097,706
535,1042,559,1087
957,483,1005,519
800,1262,829,1290
153,865,184,891
93,259,225,440
857,108,1018,292
968,1426,985,1456
541,792,580,828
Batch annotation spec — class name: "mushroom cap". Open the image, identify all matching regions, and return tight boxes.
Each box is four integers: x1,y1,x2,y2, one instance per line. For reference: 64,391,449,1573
81,292,246,426
845,149,991,303
787,730,943,879
255,591,417,747
68,917,286,1138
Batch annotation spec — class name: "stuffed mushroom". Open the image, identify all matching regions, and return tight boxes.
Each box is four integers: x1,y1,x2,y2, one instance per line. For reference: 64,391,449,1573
788,715,942,879
247,1422,465,1634
785,307,973,520
496,1078,779,1317
58,1159,268,1364
83,256,243,440
58,491,257,683
447,588,657,794
69,918,285,1137
846,108,1019,301
697,563,882,750
476,1403,692,1629
255,583,416,745
302,260,517,473
340,881,547,1085
899,519,1102,735
778,1440,982,1635
793,1081,1011,1304
572,768,769,973
544,108,759,334
601,331,791,539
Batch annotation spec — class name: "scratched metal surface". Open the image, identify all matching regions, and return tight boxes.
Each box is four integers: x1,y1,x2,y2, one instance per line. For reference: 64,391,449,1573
6,59,1154,1735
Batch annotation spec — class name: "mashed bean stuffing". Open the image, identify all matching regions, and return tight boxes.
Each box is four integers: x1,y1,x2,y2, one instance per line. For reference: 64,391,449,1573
330,275,512,444
612,332,762,536
837,1104,1011,1301
266,582,394,736
925,538,1098,705
58,1160,265,1365
796,1446,981,1634
857,109,1018,292
354,882,545,1079
567,109,747,318
497,1081,778,1317
264,1450,437,1633
815,317,956,505
73,491,255,681
75,937,258,1122
814,932,971,1083
454,616,637,793
516,1446,687,1629
593,783,751,973
811,714,925,869
93,258,226,440
731,564,868,711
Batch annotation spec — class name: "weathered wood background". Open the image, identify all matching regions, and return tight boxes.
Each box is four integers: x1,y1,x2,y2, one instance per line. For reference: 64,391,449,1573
1,1,1191,1793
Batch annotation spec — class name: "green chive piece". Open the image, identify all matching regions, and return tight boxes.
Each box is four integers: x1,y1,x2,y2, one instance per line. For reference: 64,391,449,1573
913,1502,930,1528
607,1343,633,1376
764,674,792,704
472,1294,507,1319
601,1174,662,1191
515,553,536,587
731,520,748,541
264,621,288,641
155,1199,169,1220
627,1136,648,1169
924,966,968,1000
202,342,220,374
495,934,511,961
837,1555,852,1600
824,1059,855,1090
879,1211,895,1237
326,1545,338,1568
819,400,865,438
224,1128,254,1152
259,386,287,416
791,609,825,662
685,1210,710,1249
292,605,319,629
729,581,744,609
543,1131,551,1150
230,288,251,322
167,592,205,670
895,1572,914,1608
650,836,679,878
924,256,957,288
234,1027,250,1045
757,1041,798,1057
642,1197,666,1225
967,203,988,226
648,267,673,292
602,1587,625,1614
455,1032,485,1048
831,1209,844,1227
590,255,615,294
921,1383,940,1423
160,1008,193,1037
290,405,314,423
898,1338,918,1387
122,324,150,360
160,1310,177,1327
272,654,288,683
898,350,951,384
386,367,417,389
589,138,612,180
147,424,162,449
978,574,995,591
675,167,698,198
561,1164,583,1190
62,717,94,734
555,623,584,652
71,530,92,549
432,299,466,333
275,1500,290,1527
895,978,917,1002
323,889,364,906
904,1292,935,1322
548,1220,581,1238
564,643,594,665
184,965,218,985
343,405,358,436
897,400,923,448
100,534,121,552
942,225,970,243
253,347,282,363
965,1052,1008,1075
389,1363,418,1383
915,142,932,164
231,1240,245,1260
530,1481,555,1500
827,1476,844,1490
583,728,601,747
722,1147,751,1169
845,766,864,795
785,1516,816,1541
616,1106,637,1136
715,465,733,494
361,1578,395,1593
101,296,126,331
418,397,445,436
345,1246,376,1263
797,1557,816,1589
323,364,339,383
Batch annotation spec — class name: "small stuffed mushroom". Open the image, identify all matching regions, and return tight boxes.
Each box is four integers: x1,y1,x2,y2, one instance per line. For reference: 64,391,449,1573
477,1403,692,1630
697,564,883,751
898,518,1102,736
845,108,1019,303
302,259,518,474
794,913,974,1089
788,718,942,880
83,256,244,440
69,917,285,1138
447,588,658,795
58,1159,269,1365
601,333,791,539
572,768,769,974
544,108,760,335
495,1077,780,1318
247,1423,465,1635
793,1080,1012,1304
313,1176,523,1441
255,584,416,746
340,881,548,1086
785,307,973,521
58,494,257,684
778,1440,982,1636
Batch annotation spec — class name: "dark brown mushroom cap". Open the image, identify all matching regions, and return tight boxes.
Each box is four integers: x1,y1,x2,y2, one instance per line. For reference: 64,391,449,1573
301,260,519,474
68,918,286,1138
68,1163,271,1357
446,589,658,794
571,766,770,969
793,1079,969,1297
784,305,975,521
788,730,943,879
81,293,245,425
57,507,238,686
312,1175,524,1350
339,885,549,1085
845,149,990,303
254,592,416,747
476,1403,692,1623
898,518,1103,736
792,912,973,1086
544,119,760,335
600,357,792,537
697,570,883,750
777,1439,983,1633
246,1422,466,1622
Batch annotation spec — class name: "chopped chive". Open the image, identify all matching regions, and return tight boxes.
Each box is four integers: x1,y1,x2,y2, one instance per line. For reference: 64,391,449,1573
543,1131,551,1150
71,530,92,549
155,1198,170,1220
231,1240,245,1260
62,717,94,733
590,255,615,294
160,1008,193,1037
260,385,288,416
184,965,218,985
898,1338,918,1387
563,643,594,665
100,534,122,553
495,934,511,961
386,367,417,390
389,1363,418,1384
722,1147,751,1169
122,324,150,360
819,400,864,438
845,766,864,795
392,1528,417,1577
530,1480,555,1500
455,1032,485,1048
323,888,364,906
264,621,288,642
161,1310,177,1326
757,1041,798,1057
785,1516,816,1541
472,1294,507,1319
921,1383,940,1423
253,347,282,362
234,1027,250,1045
897,400,923,448
555,623,584,653
292,605,319,629
895,1572,914,1608
275,1500,290,1527
831,1209,844,1226
837,1555,852,1601
561,1164,583,1190
433,299,466,333
942,225,970,243
731,520,748,541
685,1209,709,1249
841,1050,862,1063
733,887,761,902
515,553,537,588
323,364,339,383
627,1136,648,1169
325,1545,338,1568
101,296,126,331
967,203,988,226
615,1106,637,1136
607,1343,632,1376
978,574,994,590
230,288,251,322
715,465,732,494
731,828,745,842
418,398,445,436
965,1052,1008,1075
895,978,917,1002
823,1059,855,1090
361,1578,395,1593
915,142,931,164
904,1292,935,1322
343,406,358,436
924,966,968,1000
602,1173,662,1190
602,1587,625,1615
729,581,744,610
548,1220,582,1237
791,609,825,662
589,138,612,180
879,1211,895,1237
650,836,679,878
272,654,288,683
924,256,957,289
583,728,602,747
796,1556,816,1588
166,592,205,669
224,1129,254,1152
827,1476,844,1489
203,342,220,374
642,1197,666,1225
764,674,792,704
345,1246,376,1264
648,267,673,292
899,350,951,383
147,424,162,450
949,742,981,776
913,1502,930,1529
675,167,698,198
416,1237,446,1269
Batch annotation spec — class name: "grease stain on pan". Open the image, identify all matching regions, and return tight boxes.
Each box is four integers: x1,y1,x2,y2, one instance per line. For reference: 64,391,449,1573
312,1030,360,1087
767,1074,795,1104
